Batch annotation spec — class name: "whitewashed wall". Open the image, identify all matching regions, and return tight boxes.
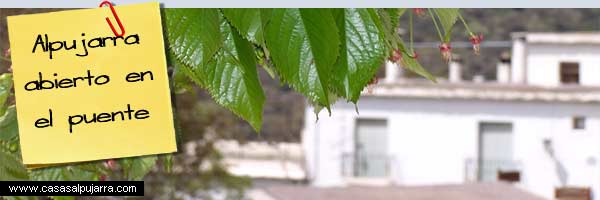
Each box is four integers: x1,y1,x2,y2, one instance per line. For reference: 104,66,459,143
303,97,600,200
517,43,600,86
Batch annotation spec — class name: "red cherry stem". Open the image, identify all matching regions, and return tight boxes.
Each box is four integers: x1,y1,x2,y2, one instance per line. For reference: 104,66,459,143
458,13,475,37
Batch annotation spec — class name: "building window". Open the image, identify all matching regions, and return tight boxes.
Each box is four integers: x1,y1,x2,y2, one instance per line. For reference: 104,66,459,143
572,116,585,130
560,62,579,84
351,119,388,178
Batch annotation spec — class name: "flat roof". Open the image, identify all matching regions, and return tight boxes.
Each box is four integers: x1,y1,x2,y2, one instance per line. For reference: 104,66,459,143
512,32,600,44
366,79,600,104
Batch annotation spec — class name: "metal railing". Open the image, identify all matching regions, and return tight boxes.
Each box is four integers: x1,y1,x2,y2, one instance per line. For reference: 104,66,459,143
465,158,522,182
341,153,393,178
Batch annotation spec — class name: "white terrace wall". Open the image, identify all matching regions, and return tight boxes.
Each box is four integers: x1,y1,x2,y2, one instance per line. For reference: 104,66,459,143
303,97,600,200
528,43,600,86
512,42,600,87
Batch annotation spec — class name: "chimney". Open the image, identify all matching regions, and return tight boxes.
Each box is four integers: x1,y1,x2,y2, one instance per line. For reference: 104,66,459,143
497,52,511,83
511,34,527,84
448,54,462,83
473,75,485,83
384,60,404,83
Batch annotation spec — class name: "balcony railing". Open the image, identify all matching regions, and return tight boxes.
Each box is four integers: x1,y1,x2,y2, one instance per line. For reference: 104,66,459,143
465,158,522,182
341,153,394,178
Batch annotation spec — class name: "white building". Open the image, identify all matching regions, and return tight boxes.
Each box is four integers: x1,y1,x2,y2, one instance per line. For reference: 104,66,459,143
303,32,600,200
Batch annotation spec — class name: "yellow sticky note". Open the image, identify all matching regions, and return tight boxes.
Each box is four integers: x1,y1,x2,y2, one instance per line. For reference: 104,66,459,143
7,2,177,166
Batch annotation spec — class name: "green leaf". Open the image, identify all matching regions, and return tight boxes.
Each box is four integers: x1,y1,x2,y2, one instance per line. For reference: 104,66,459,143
221,9,276,79
165,9,223,67
376,9,401,52
401,52,437,82
259,9,273,30
160,154,173,173
29,167,63,181
62,166,100,181
383,8,406,32
0,106,18,141
205,24,265,131
221,9,267,45
175,22,265,131
0,150,28,181
385,37,436,82
29,164,99,181
374,9,436,82
433,8,460,42
0,73,12,116
125,155,157,181
169,13,266,131
172,64,193,94
265,9,340,110
331,9,386,103
0,74,11,89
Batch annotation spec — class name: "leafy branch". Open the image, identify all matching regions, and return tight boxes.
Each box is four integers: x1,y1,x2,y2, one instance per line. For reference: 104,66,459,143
0,8,478,198
165,8,473,132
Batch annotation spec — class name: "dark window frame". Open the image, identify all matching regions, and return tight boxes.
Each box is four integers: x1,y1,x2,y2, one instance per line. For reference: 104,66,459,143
560,62,580,84
572,116,586,130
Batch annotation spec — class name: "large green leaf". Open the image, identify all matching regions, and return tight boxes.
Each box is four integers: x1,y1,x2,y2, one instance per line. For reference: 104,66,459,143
165,9,223,68
0,106,18,141
206,24,265,131
265,9,340,110
221,9,268,45
433,8,460,42
123,155,157,181
172,21,265,131
331,9,386,103
0,150,28,181
220,9,278,80
167,9,265,131
0,73,12,116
